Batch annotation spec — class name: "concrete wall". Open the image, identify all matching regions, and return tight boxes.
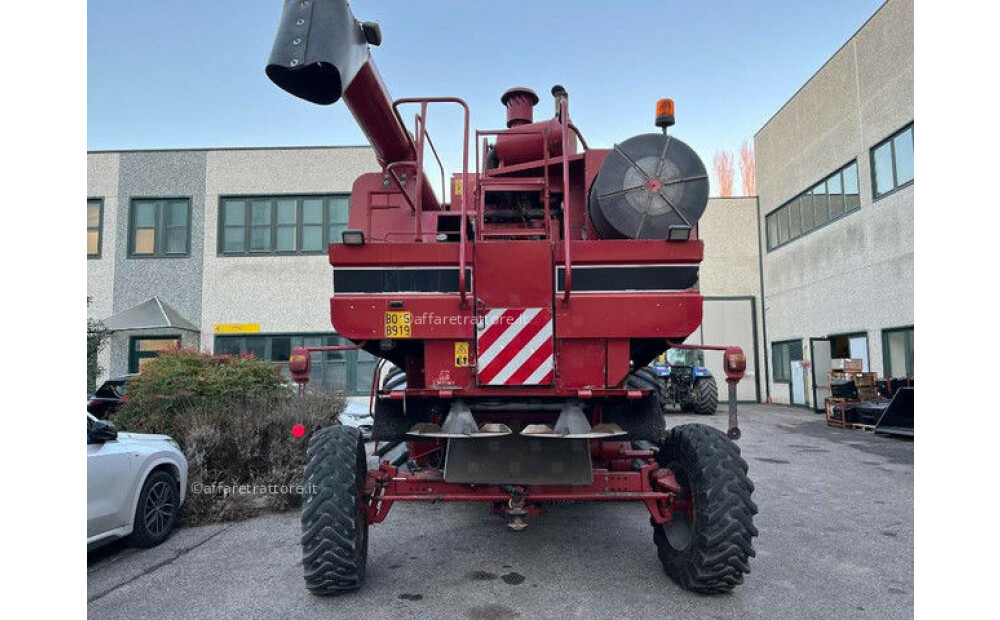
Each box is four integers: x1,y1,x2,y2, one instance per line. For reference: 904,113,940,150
88,153,119,385
200,147,378,348
699,196,765,400
108,151,208,377
755,0,913,405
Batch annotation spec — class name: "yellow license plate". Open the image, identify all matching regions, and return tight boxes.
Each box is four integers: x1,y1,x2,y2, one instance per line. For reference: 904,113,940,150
384,311,412,338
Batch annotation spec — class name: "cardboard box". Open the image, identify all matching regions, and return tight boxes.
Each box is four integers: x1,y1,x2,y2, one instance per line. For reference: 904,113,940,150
832,358,863,372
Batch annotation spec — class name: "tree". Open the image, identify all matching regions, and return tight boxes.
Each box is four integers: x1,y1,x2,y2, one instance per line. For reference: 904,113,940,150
713,150,735,197
87,297,110,395
740,140,756,196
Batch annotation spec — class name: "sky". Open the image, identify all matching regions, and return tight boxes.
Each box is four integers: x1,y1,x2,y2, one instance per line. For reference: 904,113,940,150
88,0,885,194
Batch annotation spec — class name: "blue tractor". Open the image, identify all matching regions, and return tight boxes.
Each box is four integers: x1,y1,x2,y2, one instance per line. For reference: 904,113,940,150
651,348,719,415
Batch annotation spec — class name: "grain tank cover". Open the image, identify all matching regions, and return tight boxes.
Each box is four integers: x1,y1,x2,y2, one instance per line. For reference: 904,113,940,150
265,0,370,105
588,133,709,240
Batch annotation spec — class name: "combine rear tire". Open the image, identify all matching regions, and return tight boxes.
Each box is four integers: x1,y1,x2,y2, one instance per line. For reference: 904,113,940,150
653,424,757,594
605,368,669,441
301,425,369,595
603,394,666,441
627,366,667,403
383,366,406,391
692,377,718,415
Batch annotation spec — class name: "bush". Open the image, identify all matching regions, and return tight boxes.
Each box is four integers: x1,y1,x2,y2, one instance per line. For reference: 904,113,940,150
113,349,287,438
178,393,345,525
110,349,347,525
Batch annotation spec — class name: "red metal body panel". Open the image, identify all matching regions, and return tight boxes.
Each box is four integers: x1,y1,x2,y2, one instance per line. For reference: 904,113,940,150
474,241,552,307
330,240,472,267
555,239,704,264
554,293,703,339
555,339,606,387
331,296,472,341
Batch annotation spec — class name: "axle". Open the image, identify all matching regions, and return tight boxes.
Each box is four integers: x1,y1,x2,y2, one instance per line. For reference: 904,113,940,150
363,457,686,530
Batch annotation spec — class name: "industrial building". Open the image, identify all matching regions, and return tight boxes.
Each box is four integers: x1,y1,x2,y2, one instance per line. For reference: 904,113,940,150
755,0,913,407
87,0,911,408
88,146,380,393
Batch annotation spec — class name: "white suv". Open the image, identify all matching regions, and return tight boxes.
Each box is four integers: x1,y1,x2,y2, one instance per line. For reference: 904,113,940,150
87,412,188,549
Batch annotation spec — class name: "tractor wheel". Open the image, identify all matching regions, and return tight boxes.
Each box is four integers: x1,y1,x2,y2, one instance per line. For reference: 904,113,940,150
692,377,719,415
301,425,369,595
653,424,757,594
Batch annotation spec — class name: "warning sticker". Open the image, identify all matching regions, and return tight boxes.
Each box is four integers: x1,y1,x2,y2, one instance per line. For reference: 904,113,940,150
454,342,470,367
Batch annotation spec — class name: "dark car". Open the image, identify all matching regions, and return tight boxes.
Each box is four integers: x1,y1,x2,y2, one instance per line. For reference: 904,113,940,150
87,375,136,419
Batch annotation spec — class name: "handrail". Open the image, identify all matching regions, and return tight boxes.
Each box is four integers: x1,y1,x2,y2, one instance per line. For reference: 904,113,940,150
392,97,471,307
568,123,589,151
559,97,572,303
421,124,447,204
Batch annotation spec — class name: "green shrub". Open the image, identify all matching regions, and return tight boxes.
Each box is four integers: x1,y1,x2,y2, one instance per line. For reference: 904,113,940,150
178,393,345,525
113,349,286,438
109,349,347,525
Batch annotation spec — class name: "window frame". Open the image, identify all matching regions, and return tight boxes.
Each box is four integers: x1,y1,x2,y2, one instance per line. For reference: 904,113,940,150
870,122,914,200
128,197,192,258
881,325,914,378
128,335,182,373
88,197,104,259
765,160,860,252
771,339,803,384
217,194,351,257
828,330,871,371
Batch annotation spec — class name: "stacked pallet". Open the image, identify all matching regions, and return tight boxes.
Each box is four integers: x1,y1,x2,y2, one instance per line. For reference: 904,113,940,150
829,370,878,401
825,362,880,429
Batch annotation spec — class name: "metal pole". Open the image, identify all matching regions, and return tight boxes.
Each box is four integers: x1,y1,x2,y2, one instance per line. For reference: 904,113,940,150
727,379,741,440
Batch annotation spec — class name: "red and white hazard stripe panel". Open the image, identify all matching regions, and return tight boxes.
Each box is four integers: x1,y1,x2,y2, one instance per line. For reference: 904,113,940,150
476,308,554,385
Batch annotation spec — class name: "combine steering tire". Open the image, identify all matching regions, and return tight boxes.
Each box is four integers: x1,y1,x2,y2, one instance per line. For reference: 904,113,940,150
692,376,718,415
653,423,757,594
301,425,369,595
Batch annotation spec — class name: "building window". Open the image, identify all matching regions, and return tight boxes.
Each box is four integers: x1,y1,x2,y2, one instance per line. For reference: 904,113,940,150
871,123,914,198
882,326,914,378
88,198,103,258
214,332,376,394
765,160,860,251
129,198,191,257
828,331,870,372
771,339,803,383
129,335,182,373
219,195,350,255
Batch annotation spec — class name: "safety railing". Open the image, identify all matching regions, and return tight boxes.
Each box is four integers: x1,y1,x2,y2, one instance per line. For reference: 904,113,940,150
391,97,471,307
474,126,552,239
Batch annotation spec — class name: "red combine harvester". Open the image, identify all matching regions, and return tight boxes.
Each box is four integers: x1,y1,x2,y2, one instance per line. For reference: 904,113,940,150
266,0,757,596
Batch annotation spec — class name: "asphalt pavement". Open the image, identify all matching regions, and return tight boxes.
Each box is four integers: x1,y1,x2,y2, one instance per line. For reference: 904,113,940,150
87,404,913,619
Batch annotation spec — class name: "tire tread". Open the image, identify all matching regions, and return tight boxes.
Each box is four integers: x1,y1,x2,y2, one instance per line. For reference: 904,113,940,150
301,425,367,595
654,423,758,594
